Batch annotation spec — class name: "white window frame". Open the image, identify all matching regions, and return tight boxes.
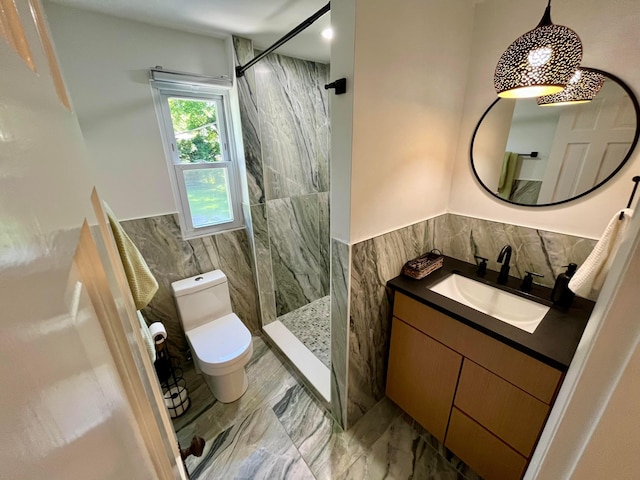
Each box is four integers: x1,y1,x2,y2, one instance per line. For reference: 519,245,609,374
151,80,244,239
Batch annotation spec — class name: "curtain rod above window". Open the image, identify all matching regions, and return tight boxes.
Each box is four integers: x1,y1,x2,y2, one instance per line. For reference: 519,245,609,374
150,67,233,88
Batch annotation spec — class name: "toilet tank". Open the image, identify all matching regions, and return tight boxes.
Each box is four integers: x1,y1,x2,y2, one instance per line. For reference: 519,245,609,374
171,270,233,331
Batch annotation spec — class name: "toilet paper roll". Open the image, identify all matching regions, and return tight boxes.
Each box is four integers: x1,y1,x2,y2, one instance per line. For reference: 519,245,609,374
149,322,167,344
164,386,188,406
167,396,190,418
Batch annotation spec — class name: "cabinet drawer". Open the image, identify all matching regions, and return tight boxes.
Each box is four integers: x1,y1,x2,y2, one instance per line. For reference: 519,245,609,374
446,408,527,480
394,292,562,403
455,360,549,457
386,318,462,442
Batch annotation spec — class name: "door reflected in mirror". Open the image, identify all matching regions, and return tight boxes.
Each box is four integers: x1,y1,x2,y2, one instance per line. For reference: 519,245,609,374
471,69,640,206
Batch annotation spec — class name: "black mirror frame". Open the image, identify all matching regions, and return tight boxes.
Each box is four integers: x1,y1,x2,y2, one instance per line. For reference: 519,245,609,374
470,68,640,207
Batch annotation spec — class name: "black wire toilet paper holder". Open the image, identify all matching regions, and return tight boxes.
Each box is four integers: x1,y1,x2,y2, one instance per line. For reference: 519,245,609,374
154,337,190,418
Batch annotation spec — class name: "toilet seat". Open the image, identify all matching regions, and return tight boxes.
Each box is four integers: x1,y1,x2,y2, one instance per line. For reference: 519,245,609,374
186,313,252,376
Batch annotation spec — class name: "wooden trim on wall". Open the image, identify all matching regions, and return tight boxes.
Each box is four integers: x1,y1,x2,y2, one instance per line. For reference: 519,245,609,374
74,221,183,479
90,188,188,478
0,0,35,71
28,0,71,110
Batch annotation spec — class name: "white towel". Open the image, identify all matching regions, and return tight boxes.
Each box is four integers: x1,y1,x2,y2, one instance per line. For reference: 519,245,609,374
137,310,157,363
569,208,633,297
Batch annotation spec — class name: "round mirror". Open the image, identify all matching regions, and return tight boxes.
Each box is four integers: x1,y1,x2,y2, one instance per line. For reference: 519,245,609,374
471,69,640,206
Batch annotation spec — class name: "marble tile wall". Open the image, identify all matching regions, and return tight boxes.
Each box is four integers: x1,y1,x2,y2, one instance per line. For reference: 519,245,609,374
248,203,277,325
511,180,542,204
330,239,350,428
431,214,597,297
234,37,277,329
347,218,438,426
267,193,329,315
233,37,265,205
257,50,330,317
346,213,597,428
255,50,330,200
121,214,260,361
234,35,330,323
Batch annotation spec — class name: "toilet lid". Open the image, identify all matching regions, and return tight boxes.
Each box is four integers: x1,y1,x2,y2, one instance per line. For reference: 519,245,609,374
186,313,252,366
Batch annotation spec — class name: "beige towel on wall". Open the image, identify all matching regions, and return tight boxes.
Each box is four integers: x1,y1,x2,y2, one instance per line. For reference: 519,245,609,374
498,152,519,200
106,205,159,309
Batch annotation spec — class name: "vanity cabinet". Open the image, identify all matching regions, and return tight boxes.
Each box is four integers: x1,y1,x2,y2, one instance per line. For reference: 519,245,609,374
386,318,462,442
386,292,563,480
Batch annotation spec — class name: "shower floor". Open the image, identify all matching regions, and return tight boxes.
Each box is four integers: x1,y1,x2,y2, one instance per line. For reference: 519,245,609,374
278,296,330,368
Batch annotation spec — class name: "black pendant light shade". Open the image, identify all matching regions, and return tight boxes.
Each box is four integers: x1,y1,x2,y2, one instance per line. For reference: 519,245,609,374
494,1,583,98
537,68,606,106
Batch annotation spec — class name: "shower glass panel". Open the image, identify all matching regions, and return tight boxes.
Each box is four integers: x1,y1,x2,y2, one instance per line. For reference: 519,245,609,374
234,34,331,399
256,51,331,368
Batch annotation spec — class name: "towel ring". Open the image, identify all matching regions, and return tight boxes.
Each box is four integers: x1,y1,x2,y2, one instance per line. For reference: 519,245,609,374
619,176,640,220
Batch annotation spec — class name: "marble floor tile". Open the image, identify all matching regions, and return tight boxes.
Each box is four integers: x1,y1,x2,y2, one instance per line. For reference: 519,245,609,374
173,336,298,448
274,385,402,480
335,416,464,480
278,296,330,368
171,360,215,437
403,414,483,480
187,406,315,480
174,335,481,480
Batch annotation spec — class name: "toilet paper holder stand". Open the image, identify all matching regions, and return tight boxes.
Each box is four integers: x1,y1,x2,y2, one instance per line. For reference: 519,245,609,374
154,337,190,418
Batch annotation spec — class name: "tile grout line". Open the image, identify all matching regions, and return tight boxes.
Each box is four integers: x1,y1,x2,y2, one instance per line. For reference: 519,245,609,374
178,338,302,478
270,388,319,480
331,408,406,479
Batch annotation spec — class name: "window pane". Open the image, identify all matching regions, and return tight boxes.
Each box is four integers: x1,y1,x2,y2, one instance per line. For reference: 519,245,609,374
183,168,233,228
168,97,223,163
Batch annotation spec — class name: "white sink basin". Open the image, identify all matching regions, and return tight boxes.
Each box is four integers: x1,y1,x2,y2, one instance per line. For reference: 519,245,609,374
429,274,549,333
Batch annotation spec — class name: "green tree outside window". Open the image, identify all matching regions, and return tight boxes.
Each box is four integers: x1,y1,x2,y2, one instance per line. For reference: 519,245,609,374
168,98,222,163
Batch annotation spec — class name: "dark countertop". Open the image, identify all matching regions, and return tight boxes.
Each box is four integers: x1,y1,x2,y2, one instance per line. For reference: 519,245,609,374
387,256,594,371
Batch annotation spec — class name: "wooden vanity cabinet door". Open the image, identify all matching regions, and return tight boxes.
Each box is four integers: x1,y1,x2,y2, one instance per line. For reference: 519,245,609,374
394,292,562,404
386,317,462,442
454,360,550,457
446,408,527,480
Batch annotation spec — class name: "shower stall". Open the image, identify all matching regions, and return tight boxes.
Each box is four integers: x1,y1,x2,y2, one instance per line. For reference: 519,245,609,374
233,36,332,400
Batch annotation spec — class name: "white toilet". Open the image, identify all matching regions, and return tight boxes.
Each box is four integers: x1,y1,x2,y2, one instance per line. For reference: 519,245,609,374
171,270,252,403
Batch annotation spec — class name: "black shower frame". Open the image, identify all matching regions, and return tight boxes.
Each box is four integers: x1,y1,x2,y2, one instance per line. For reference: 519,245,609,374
235,2,331,78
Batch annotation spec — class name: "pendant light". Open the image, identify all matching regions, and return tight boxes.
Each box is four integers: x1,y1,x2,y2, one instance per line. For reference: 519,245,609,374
537,68,606,106
494,0,583,99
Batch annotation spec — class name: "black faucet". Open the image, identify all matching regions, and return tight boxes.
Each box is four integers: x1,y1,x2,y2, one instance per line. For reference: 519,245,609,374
497,245,512,284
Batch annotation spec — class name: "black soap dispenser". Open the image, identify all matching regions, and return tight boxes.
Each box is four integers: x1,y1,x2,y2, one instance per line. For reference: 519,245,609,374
551,263,578,308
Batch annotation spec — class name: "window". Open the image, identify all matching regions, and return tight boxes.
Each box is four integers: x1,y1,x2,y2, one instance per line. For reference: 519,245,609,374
152,80,243,238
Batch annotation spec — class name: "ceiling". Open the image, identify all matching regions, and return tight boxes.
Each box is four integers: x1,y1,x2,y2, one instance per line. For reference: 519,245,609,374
47,0,331,62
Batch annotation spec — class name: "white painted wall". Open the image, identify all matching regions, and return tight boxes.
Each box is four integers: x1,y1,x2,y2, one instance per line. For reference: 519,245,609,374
347,0,475,243
43,3,231,220
0,18,93,236
449,0,640,239
506,100,558,181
